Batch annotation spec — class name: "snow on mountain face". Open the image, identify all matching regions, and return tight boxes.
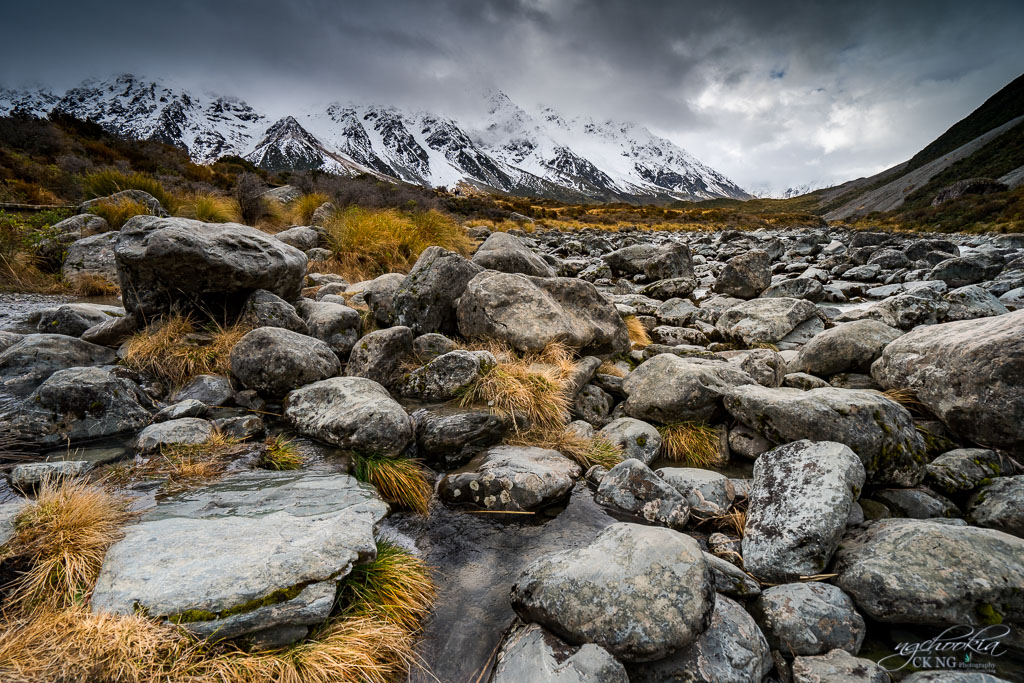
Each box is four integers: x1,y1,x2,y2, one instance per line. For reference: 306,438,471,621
750,182,826,199
0,74,750,202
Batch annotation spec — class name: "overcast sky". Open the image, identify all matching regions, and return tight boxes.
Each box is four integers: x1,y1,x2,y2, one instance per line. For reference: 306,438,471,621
3,0,1022,194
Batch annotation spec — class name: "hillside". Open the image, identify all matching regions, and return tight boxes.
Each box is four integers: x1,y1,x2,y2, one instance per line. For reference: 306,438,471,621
0,74,749,204
820,73,1024,221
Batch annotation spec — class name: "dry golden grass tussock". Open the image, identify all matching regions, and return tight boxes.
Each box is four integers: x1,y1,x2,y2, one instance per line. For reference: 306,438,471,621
82,169,178,213
64,272,120,297
352,454,432,515
289,192,331,225
657,421,722,467
176,193,241,223
510,425,624,470
121,430,247,490
0,252,58,294
86,197,151,229
0,477,131,611
457,342,574,430
597,361,627,378
323,206,472,278
121,314,248,389
881,387,928,414
624,315,651,348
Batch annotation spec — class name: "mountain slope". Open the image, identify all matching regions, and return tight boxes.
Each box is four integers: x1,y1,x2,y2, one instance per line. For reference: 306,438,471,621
0,74,748,203
822,72,1024,220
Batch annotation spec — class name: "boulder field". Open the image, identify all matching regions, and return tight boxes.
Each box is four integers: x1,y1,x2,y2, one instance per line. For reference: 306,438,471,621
1,212,1022,680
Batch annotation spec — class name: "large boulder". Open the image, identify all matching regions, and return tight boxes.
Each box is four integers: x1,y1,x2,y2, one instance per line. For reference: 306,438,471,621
413,408,507,469
594,459,690,529
62,232,120,286
792,320,902,376
925,448,1003,495
230,327,339,398
0,334,116,397
34,303,124,337
345,326,414,386
723,385,926,486
472,232,555,277
715,297,820,345
928,254,1002,288
832,519,1024,626
622,354,754,424
295,300,362,358
400,350,495,401
115,216,307,318
871,310,1024,451
92,470,387,644
7,367,149,447
510,523,715,662
750,582,865,656
656,467,736,517
457,271,629,354
742,440,865,582
438,445,580,511
134,418,214,453
968,476,1024,537
627,595,772,683
80,188,168,216
598,417,661,465
283,377,413,456
239,290,308,334
35,213,110,268
712,250,771,299
791,650,890,683
390,246,483,335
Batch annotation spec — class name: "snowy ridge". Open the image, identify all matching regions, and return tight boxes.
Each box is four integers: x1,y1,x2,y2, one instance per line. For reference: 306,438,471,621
0,74,749,202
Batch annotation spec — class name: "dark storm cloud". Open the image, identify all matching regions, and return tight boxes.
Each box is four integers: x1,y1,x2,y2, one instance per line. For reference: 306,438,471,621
3,0,1023,192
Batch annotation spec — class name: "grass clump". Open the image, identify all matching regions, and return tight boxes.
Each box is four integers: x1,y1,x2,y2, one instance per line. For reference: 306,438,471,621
0,477,131,611
657,422,722,467
624,315,651,348
289,192,331,225
120,430,247,490
457,341,574,429
176,193,240,223
257,435,304,471
64,272,120,297
86,197,151,229
121,314,248,389
881,387,928,414
510,426,624,470
340,540,436,631
352,454,432,515
82,169,176,213
322,206,472,280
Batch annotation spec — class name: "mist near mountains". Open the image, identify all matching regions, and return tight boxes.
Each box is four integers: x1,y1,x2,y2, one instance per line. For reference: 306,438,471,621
2,0,1023,194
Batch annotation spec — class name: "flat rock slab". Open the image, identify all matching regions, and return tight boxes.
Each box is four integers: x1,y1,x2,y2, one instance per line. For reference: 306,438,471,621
92,470,388,640
439,445,580,511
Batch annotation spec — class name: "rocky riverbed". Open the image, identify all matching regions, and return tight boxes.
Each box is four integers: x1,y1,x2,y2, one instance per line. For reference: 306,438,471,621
1,203,1024,682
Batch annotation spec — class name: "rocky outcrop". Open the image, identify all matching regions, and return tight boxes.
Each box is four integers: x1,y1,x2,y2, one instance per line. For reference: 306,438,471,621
871,310,1024,451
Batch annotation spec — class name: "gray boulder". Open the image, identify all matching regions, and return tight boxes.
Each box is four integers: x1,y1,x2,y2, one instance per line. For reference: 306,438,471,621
491,623,628,683
871,310,1024,451
61,232,120,285
412,332,458,361
968,476,1024,537
230,327,339,397
761,277,825,302
391,246,483,335
925,448,1003,495
115,216,307,318
0,334,116,396
35,213,109,268
703,552,762,599
713,250,771,299
793,320,902,376
871,488,958,519
34,303,124,337
91,470,387,644
751,582,866,656
413,408,507,469
928,254,1002,288
400,350,496,401
656,467,736,517
296,299,362,358
362,272,405,327
743,440,865,582
622,354,754,424
10,460,92,489
273,225,320,252
594,459,690,529
832,519,1024,626
572,384,614,427
240,290,308,334
627,595,771,683
598,417,661,465
944,285,1010,321
723,385,926,486
80,188,167,216
457,271,629,354
134,418,214,454
473,231,556,277
716,297,819,345
439,445,579,511
171,374,233,406
510,523,715,662
283,377,413,456
345,326,413,386
8,367,149,447
792,650,890,683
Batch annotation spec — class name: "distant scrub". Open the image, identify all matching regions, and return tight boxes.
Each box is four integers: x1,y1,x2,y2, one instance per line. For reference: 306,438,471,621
86,196,150,229
83,169,177,213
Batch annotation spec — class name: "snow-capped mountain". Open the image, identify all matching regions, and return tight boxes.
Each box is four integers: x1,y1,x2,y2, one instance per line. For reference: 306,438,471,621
0,74,750,203
750,182,827,199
